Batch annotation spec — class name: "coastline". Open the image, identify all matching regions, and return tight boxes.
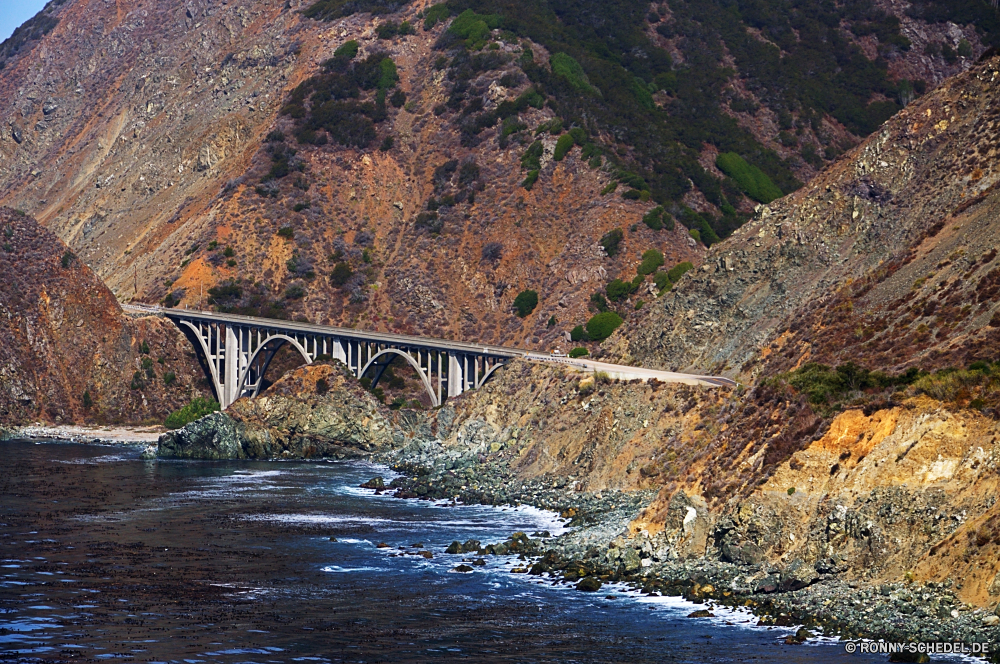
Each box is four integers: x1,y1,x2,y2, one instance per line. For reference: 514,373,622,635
379,441,1000,659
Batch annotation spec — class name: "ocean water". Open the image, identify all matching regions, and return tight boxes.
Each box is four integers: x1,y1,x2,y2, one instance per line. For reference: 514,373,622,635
0,440,891,662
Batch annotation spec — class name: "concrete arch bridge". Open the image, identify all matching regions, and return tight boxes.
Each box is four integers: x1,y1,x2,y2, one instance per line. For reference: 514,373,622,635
121,305,736,409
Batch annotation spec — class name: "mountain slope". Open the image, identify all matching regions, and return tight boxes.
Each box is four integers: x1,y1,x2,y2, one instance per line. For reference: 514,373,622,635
617,53,1000,380
0,208,208,424
2,0,999,352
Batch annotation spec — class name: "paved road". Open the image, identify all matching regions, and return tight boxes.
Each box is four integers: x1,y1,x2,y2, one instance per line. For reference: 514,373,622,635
122,304,737,388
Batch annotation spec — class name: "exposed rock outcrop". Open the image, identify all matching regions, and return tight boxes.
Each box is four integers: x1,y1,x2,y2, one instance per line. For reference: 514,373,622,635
157,362,396,459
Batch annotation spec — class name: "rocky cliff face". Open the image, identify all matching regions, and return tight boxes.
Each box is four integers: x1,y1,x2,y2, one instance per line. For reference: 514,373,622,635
0,207,207,424
617,54,1000,379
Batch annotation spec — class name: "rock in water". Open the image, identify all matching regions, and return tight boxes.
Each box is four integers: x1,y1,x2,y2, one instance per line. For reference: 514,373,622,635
687,609,715,618
450,565,474,573
360,476,385,489
156,412,245,459
576,576,602,592
139,445,157,460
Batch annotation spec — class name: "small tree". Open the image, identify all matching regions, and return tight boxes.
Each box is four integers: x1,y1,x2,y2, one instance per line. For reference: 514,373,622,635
513,289,538,317
570,325,588,341
82,390,93,409
568,347,589,358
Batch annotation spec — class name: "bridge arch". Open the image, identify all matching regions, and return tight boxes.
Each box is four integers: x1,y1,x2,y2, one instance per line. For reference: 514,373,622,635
360,349,439,407
476,361,504,389
236,334,313,399
177,320,225,403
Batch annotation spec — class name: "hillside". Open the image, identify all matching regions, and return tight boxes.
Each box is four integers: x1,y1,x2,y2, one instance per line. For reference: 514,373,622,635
0,207,208,424
617,52,1000,381
2,0,998,351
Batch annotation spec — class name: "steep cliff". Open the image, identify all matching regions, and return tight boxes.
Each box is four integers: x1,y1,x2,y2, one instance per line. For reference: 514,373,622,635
0,207,207,424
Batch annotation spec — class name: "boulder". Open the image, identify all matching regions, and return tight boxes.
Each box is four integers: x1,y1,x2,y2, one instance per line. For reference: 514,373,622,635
779,559,819,592
576,576,602,592
157,412,245,459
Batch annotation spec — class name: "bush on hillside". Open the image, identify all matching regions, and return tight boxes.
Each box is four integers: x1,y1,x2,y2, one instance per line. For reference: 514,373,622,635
164,397,220,430
569,347,589,358
638,249,665,275
716,152,783,203
586,311,623,341
606,278,636,302
600,228,624,257
553,133,575,161
667,261,693,283
513,289,538,317
570,325,588,341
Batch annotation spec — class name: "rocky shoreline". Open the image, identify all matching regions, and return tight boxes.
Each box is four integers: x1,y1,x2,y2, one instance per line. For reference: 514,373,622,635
148,358,1000,658
376,439,1000,660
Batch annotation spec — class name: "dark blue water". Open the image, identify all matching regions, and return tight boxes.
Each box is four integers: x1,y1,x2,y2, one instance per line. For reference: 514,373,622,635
0,440,886,662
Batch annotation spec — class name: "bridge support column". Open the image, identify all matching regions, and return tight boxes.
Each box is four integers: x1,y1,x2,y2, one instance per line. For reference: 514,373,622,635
223,326,240,409
331,339,347,365
448,354,464,398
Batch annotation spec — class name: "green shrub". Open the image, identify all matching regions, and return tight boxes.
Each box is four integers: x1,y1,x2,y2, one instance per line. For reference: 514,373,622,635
82,390,92,409
605,278,636,302
635,299,645,310
520,140,543,170
277,226,294,239
521,169,540,190
163,371,176,386
334,40,359,59
164,397,221,430
316,378,330,395
600,228,623,257
223,246,235,258
553,133,575,161
377,58,398,90
689,229,701,243
330,262,353,287
551,52,598,95
653,271,672,293
570,325,588,341
513,289,539,317
667,261,693,283
423,3,450,29
569,347,589,358
590,292,609,312
61,250,75,268
715,152,783,203
586,311,623,341
547,315,557,327
285,284,307,299
140,341,150,355
642,206,664,230
638,249,664,275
